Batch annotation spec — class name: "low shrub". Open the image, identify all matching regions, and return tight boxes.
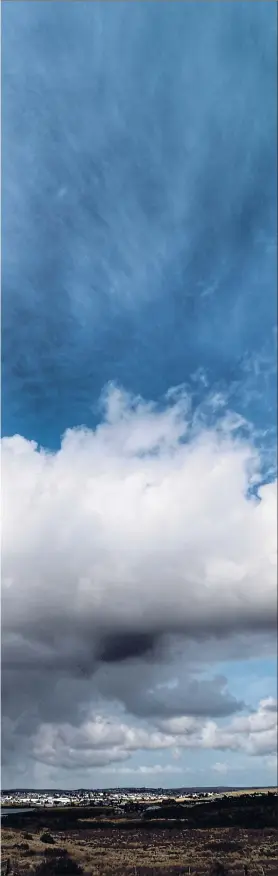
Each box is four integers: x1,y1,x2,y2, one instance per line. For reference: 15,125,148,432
40,831,55,844
209,863,228,876
44,848,69,858
34,856,84,875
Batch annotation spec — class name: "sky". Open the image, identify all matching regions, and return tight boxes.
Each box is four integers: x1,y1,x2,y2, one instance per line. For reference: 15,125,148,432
1,1,277,790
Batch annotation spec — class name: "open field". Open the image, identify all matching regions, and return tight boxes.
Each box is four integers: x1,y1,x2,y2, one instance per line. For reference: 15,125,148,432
1,794,277,876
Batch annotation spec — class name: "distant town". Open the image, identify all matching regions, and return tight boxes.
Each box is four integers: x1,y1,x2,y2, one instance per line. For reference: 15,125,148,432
1,787,215,810
1,785,275,811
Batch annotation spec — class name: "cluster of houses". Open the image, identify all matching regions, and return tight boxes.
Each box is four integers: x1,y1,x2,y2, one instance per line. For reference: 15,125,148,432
2,790,111,808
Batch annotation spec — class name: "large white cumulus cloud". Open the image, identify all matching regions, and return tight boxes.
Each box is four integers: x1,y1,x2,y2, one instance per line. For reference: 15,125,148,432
1,386,277,782
2,385,276,663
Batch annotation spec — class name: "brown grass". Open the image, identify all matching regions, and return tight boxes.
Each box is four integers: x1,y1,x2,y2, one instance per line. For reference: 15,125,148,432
1,824,278,875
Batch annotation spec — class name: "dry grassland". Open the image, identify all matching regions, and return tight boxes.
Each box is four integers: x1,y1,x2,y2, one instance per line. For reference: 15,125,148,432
1,823,278,876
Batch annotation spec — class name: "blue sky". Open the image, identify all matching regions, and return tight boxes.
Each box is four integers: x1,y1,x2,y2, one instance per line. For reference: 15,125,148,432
2,1,277,789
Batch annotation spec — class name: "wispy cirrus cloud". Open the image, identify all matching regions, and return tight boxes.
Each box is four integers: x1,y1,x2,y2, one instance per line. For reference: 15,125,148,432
2,2,276,445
